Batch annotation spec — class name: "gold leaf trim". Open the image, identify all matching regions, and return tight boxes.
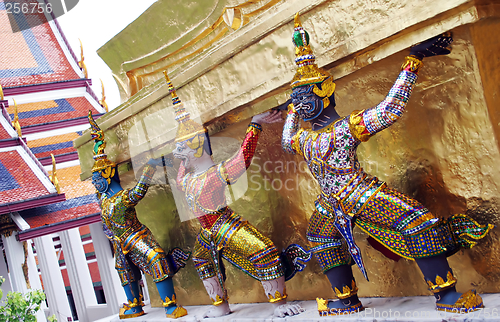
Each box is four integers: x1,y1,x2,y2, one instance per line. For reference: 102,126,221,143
212,293,229,306
268,289,287,303
334,280,358,299
348,109,370,142
127,0,284,95
316,297,328,311
165,306,188,319
163,294,177,307
436,290,484,312
401,55,423,73
427,271,457,293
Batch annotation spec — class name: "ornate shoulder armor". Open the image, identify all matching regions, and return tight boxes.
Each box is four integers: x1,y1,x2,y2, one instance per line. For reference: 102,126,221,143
348,110,371,142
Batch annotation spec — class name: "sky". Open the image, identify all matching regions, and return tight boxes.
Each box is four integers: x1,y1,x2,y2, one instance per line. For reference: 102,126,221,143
57,0,158,111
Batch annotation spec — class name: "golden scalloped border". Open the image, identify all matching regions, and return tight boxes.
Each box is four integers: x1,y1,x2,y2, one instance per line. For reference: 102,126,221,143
126,0,283,96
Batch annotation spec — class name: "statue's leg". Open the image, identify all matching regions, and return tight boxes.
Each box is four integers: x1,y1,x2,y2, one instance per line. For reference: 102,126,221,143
415,255,461,304
407,228,485,313
307,210,364,315
121,281,144,318
127,227,187,318
261,276,304,317
118,257,145,319
356,185,487,313
223,220,304,317
155,277,188,318
201,276,231,318
324,264,361,310
192,235,231,318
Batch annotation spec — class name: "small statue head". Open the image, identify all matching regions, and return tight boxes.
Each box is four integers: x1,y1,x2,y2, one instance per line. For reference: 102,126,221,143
173,132,212,169
290,13,336,123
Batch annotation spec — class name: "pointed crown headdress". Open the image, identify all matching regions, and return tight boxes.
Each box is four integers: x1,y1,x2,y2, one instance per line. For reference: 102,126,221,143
88,111,116,182
163,71,207,158
291,13,335,96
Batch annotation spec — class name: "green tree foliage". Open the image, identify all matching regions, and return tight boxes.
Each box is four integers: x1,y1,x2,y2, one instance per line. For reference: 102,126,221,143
0,276,57,322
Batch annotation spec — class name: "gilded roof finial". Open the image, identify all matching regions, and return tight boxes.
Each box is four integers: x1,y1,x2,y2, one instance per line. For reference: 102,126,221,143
12,99,22,137
99,79,108,112
78,39,88,79
49,154,60,193
0,83,4,100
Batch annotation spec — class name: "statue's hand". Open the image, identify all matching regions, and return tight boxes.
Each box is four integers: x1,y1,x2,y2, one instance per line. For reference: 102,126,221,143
147,157,163,167
251,110,283,125
274,99,292,111
410,32,453,59
147,156,173,167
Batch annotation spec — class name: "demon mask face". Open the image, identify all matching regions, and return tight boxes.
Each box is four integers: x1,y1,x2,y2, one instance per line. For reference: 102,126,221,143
291,85,324,121
291,77,336,122
92,171,109,193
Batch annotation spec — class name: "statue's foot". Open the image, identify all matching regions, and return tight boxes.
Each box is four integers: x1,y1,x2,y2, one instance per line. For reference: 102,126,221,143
118,304,145,319
436,289,484,313
165,305,188,319
273,302,305,318
202,302,231,318
316,297,364,316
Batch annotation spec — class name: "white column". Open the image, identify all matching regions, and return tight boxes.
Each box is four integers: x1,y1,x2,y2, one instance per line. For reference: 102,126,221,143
26,240,48,321
1,234,28,294
89,222,126,313
59,228,97,322
0,249,12,301
35,235,72,322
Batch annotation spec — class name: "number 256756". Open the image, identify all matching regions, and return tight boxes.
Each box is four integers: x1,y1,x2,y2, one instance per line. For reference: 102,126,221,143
5,2,53,14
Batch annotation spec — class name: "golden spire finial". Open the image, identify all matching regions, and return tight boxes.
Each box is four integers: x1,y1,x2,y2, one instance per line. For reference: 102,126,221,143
12,99,22,137
290,12,332,89
78,39,88,79
294,12,302,28
0,83,4,100
99,79,108,112
163,71,189,124
88,111,116,180
163,71,207,157
49,154,60,193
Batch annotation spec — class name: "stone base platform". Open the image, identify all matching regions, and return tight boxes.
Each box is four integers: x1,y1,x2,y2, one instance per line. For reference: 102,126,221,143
96,293,499,322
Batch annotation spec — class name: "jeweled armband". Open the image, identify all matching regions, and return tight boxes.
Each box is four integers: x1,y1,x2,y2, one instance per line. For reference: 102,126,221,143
291,129,305,156
401,55,423,73
246,122,263,135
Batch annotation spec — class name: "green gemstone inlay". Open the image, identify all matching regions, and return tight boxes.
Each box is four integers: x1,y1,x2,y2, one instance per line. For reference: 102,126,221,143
293,30,309,47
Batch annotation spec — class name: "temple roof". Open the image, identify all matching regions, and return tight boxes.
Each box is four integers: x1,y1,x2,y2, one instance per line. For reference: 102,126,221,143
0,1,81,88
7,96,103,134
0,0,104,236
27,131,81,162
0,101,65,215
20,164,100,229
